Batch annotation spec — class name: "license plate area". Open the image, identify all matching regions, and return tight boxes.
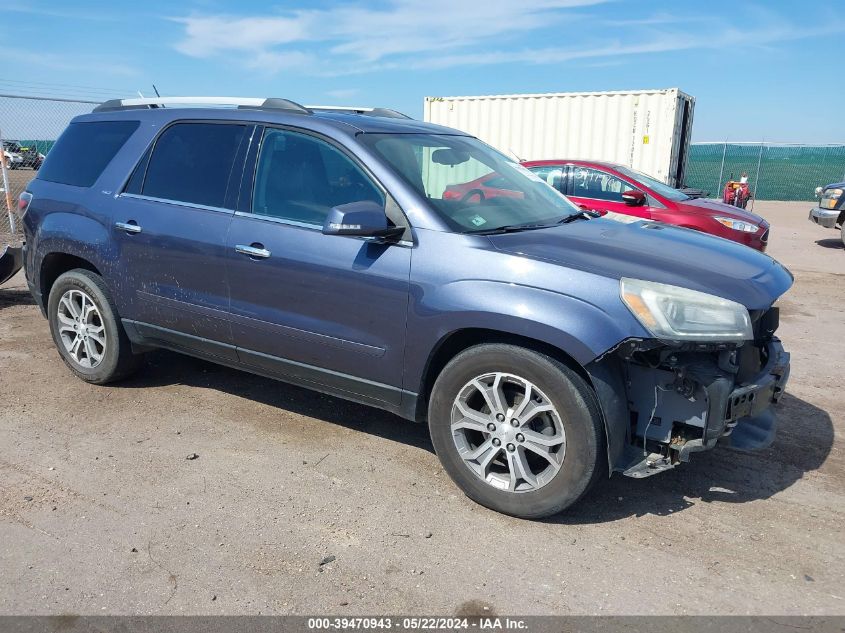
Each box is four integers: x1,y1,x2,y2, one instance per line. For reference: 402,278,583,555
725,381,776,422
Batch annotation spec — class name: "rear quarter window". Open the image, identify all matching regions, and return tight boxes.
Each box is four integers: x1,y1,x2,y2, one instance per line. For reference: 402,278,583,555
38,120,139,187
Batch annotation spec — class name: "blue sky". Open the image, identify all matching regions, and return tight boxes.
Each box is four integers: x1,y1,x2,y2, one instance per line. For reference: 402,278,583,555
2,0,844,142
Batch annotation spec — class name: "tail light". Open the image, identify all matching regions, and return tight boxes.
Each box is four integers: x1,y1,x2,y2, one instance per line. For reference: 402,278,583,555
18,191,32,217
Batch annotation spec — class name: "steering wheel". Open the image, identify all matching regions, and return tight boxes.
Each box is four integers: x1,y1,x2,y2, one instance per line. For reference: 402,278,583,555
460,188,486,204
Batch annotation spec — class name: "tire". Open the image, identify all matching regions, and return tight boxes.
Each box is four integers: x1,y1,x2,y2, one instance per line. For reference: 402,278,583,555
47,269,143,384
428,344,606,519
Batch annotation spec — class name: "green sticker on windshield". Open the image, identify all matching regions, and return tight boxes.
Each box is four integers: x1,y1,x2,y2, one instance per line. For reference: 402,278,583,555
470,215,487,227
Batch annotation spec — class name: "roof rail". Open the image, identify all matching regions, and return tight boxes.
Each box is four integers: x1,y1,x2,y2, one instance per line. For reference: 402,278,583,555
93,97,310,114
306,105,412,119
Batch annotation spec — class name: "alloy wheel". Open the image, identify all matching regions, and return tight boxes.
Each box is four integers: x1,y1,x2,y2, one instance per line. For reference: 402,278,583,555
56,289,106,368
450,372,566,493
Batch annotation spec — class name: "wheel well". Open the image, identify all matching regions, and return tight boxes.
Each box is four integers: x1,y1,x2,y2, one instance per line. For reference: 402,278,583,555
415,328,591,422
40,253,101,303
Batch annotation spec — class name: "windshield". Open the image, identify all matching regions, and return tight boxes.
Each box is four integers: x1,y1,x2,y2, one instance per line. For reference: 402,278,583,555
360,133,579,233
615,165,690,202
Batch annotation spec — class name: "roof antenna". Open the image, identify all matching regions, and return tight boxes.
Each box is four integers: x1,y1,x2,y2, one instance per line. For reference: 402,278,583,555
152,84,161,97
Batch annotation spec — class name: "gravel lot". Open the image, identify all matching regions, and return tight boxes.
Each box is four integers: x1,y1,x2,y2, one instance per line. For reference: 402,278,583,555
0,196,842,615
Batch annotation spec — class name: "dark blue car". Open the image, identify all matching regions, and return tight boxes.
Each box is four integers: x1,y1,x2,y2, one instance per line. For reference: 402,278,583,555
20,97,792,518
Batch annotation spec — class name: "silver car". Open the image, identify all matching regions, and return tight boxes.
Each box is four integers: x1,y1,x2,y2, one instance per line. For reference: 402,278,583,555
809,183,845,246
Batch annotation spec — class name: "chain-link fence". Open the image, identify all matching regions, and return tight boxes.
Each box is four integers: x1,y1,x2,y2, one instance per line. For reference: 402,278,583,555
1,94,98,240
685,142,845,205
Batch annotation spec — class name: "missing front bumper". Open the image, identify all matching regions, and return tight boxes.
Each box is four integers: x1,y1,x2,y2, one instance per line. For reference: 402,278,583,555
591,338,790,479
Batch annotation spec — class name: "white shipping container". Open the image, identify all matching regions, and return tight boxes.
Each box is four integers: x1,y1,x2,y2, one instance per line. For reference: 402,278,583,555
423,88,695,187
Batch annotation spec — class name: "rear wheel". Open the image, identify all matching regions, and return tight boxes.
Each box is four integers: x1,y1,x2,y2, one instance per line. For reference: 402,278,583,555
428,344,605,518
47,269,142,384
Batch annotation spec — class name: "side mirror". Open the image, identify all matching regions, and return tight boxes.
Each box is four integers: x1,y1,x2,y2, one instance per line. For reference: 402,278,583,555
322,200,403,240
621,190,646,206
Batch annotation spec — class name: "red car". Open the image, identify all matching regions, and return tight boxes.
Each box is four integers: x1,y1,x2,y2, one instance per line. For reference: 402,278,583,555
442,173,525,202
521,160,769,251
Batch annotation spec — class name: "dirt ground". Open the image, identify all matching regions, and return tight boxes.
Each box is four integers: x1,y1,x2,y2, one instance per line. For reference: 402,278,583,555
0,197,842,616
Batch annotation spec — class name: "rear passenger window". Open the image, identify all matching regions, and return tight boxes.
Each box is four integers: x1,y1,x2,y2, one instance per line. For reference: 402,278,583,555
38,120,139,187
141,123,247,208
251,129,383,225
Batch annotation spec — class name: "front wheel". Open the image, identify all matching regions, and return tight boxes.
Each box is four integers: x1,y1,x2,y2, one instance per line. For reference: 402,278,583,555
47,269,143,384
428,344,606,518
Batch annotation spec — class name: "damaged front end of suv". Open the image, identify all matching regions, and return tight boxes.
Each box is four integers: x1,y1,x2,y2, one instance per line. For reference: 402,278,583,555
587,277,791,479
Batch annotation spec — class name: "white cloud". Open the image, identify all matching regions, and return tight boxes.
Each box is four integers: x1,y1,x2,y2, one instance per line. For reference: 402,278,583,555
174,14,318,57
171,1,844,76
172,0,606,71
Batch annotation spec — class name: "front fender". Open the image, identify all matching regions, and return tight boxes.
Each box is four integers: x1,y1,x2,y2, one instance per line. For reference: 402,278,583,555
404,277,649,392
403,271,650,470
436,279,640,361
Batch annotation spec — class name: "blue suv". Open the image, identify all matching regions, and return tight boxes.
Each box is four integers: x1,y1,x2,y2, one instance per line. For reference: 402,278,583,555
21,97,792,518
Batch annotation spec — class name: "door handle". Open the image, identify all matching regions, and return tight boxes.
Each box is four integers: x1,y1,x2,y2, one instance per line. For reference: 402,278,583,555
235,244,271,259
115,221,142,234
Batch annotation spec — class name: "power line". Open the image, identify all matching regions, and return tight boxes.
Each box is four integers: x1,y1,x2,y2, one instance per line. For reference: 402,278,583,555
0,77,137,95
0,86,122,102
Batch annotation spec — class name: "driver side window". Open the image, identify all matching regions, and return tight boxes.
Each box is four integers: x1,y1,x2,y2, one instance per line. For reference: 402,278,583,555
571,167,637,202
252,129,384,225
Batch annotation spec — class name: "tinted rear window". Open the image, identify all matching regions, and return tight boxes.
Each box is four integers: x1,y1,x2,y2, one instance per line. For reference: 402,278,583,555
141,122,247,208
38,120,139,187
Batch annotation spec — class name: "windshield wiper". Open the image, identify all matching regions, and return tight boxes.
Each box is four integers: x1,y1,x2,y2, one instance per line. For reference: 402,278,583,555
471,211,597,235
471,222,555,235
557,210,599,223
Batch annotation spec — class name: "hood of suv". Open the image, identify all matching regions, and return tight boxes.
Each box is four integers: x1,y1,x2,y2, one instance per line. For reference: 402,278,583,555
487,218,791,309
678,197,766,225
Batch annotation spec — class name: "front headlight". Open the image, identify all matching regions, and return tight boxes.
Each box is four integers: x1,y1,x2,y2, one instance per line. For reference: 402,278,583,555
824,188,843,199
620,278,753,341
713,216,759,233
